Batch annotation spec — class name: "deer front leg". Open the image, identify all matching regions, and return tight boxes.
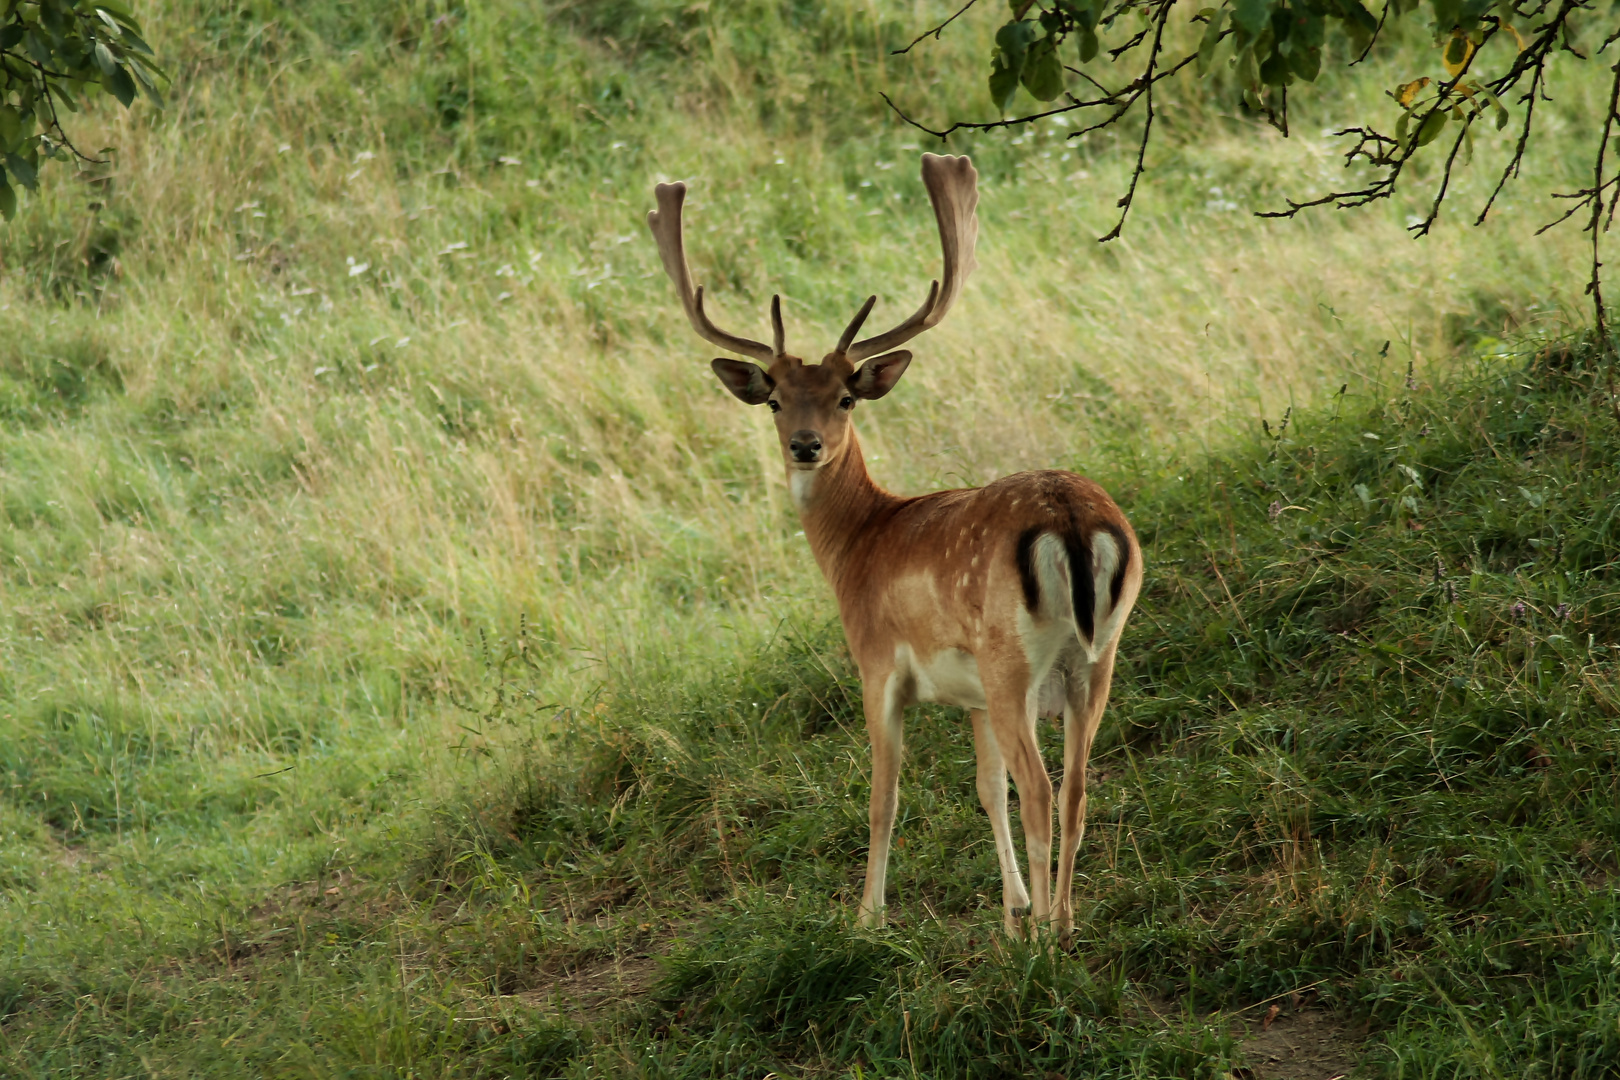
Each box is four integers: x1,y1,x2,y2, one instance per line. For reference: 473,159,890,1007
858,671,905,927
971,708,1032,936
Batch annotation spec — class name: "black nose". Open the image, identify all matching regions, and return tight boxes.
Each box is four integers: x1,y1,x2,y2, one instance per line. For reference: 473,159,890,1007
789,430,823,463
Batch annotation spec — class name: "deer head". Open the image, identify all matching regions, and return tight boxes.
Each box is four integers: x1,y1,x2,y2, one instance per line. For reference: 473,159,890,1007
646,154,979,475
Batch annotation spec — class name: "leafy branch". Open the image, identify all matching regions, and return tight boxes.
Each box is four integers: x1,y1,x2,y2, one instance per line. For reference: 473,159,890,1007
886,0,1620,341
0,0,166,220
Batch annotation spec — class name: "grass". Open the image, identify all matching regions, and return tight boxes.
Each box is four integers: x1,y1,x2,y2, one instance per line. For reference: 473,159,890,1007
0,0,1616,1076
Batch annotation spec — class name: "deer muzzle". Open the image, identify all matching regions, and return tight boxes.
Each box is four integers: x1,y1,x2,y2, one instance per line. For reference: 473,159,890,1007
788,430,823,464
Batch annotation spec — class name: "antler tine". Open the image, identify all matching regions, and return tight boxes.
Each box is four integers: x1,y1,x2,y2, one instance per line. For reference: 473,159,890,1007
845,154,979,363
770,294,786,357
836,295,877,355
646,182,777,363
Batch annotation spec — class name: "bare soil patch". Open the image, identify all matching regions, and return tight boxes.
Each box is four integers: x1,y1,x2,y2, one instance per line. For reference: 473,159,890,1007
1236,1008,1363,1080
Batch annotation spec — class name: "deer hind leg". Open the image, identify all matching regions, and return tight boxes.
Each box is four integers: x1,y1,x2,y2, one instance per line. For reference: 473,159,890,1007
970,708,1031,933
1053,638,1120,945
858,671,906,928
984,679,1052,934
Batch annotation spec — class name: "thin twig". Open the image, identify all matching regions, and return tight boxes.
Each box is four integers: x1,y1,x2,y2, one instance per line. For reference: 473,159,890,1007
41,81,109,165
1258,6,1560,223
1588,55,1620,349
1411,23,1501,236
1098,0,1172,242
1475,62,1544,225
1350,1,1392,66
891,0,981,56
882,37,1206,144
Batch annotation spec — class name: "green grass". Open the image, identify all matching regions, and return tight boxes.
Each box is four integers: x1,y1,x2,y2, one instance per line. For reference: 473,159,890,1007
1,0,1617,1076
7,339,1616,1078
422,344,1619,1078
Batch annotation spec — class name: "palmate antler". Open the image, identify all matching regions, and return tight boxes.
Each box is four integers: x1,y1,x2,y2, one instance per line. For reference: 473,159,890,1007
840,153,979,362
648,153,978,363
646,182,781,363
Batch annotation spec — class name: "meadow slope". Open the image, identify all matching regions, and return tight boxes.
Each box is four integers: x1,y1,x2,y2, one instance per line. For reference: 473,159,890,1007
0,1,1616,1076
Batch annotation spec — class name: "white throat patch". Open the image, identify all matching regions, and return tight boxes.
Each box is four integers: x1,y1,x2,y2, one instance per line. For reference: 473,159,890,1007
789,468,818,510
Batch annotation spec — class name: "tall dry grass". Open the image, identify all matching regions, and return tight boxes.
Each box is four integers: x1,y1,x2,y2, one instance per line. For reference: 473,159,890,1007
0,0,1604,885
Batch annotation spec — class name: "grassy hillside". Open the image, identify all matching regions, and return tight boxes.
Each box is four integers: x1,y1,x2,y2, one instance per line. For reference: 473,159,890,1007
0,0,1616,1076
6,334,1616,1078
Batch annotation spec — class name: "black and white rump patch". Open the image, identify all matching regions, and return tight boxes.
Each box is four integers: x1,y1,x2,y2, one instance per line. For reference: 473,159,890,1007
1014,521,1131,642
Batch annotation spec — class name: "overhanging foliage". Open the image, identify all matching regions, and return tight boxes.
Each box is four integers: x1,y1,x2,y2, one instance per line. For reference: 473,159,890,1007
890,0,1620,337
0,0,163,220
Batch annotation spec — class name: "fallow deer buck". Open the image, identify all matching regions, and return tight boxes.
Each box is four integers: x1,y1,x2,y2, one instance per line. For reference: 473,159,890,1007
646,154,1141,940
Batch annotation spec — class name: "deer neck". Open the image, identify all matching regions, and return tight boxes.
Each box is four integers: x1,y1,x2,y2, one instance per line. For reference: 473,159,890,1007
789,428,896,582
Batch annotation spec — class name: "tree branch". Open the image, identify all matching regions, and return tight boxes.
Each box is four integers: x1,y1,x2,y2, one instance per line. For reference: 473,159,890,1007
1098,0,1173,242
891,0,982,56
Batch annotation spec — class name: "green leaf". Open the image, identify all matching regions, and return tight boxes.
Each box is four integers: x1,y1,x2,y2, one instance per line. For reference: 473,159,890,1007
1432,0,1461,30
39,2,65,37
128,60,165,107
1259,46,1291,88
995,19,1039,74
115,26,155,57
1196,8,1225,77
1344,17,1373,56
1233,0,1269,36
106,64,137,108
989,54,1021,113
26,28,53,67
1444,31,1471,73
1062,0,1100,29
1270,3,1293,44
0,177,14,222
1396,111,1411,145
1235,43,1260,92
1415,109,1447,146
94,41,119,78
4,151,36,190
1077,25,1099,63
1494,102,1509,130
1289,44,1321,81
53,82,81,114
1342,0,1380,30
1022,37,1065,101
0,23,24,50
1298,12,1325,46
0,107,19,153
95,1,140,21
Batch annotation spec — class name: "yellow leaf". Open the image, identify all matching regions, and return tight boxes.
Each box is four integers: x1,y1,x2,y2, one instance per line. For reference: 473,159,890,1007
1443,30,1476,78
1396,77,1431,107
1509,24,1528,53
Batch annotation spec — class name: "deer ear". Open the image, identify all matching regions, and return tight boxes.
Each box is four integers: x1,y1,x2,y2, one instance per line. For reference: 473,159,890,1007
847,350,912,400
711,358,775,405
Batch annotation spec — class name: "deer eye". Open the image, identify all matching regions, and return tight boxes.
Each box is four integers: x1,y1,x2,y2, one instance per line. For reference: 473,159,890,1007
839,396,855,410
767,399,781,413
